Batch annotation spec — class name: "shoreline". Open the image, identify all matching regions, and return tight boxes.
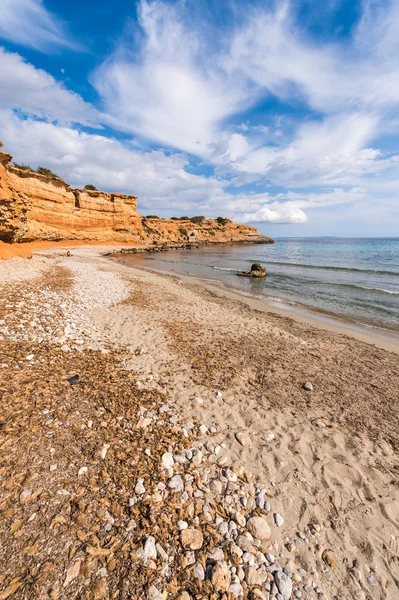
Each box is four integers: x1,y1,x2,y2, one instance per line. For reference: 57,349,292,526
113,256,399,355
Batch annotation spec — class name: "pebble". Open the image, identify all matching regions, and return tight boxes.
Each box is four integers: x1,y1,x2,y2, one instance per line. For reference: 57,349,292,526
246,565,268,585
147,586,163,600
274,513,284,527
234,511,246,528
135,478,146,495
211,562,231,592
143,536,157,560
178,520,188,530
274,570,293,600
194,562,205,580
78,466,88,476
235,432,252,447
246,517,272,541
303,382,313,391
181,528,203,550
168,474,184,492
208,547,225,563
161,452,174,469
228,582,244,598
19,489,32,505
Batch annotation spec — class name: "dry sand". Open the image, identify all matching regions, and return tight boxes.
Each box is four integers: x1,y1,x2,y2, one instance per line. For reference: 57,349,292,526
0,246,398,600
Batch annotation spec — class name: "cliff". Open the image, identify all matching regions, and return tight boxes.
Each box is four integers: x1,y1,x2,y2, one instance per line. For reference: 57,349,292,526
0,146,272,246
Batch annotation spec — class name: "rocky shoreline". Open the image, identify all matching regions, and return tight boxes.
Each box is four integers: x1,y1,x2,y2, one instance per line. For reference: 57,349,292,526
0,249,398,600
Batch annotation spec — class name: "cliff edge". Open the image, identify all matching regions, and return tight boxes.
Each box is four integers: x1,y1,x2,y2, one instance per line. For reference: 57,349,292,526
0,145,273,246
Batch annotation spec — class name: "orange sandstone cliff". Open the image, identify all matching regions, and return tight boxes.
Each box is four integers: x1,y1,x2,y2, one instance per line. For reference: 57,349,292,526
0,146,272,246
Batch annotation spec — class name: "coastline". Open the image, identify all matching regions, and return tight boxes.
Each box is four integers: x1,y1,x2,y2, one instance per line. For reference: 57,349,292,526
1,246,398,599
113,256,399,355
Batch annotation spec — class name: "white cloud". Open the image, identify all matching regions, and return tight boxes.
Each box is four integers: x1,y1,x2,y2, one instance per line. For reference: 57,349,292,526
240,188,367,224
242,205,308,224
0,0,77,52
0,111,228,215
93,0,258,157
0,47,99,126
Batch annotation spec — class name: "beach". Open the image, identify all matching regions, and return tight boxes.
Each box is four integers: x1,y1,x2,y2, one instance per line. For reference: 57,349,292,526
0,246,398,600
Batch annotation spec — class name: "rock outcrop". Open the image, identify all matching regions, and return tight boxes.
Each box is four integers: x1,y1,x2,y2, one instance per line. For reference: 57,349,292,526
237,263,267,277
0,145,273,246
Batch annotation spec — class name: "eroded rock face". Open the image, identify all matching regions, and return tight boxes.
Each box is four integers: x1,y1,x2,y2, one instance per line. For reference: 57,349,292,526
0,144,274,245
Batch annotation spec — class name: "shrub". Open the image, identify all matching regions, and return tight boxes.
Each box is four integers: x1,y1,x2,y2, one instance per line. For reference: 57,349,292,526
36,166,59,178
216,216,229,226
146,215,160,219
170,217,179,220
13,162,34,172
179,226,188,237
179,216,189,220
190,216,205,224
84,184,97,191
142,218,156,234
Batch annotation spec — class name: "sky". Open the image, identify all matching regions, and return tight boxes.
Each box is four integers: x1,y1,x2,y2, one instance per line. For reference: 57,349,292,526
0,0,398,236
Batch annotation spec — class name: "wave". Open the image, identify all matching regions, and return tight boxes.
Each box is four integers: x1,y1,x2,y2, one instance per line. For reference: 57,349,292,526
358,286,399,295
248,260,399,277
212,266,237,272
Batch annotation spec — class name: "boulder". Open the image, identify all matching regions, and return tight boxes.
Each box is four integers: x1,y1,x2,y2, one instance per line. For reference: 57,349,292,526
237,263,266,278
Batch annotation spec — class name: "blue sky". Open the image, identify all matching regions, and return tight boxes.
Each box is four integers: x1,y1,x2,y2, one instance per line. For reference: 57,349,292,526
0,0,398,236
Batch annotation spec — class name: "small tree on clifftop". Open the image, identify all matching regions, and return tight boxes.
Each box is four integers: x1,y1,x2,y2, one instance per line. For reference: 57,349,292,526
84,184,97,190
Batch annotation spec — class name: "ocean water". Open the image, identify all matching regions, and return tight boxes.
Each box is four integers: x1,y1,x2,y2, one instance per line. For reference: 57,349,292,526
120,238,399,331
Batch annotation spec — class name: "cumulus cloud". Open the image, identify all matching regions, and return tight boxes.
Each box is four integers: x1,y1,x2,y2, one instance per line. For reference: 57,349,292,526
0,111,227,215
240,188,367,223
0,47,99,126
0,0,78,52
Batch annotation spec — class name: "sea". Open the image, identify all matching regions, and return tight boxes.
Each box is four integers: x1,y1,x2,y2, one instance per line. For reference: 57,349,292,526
120,238,399,332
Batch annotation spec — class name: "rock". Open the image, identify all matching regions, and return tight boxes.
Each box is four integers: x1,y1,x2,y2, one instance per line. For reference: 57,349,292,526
237,535,256,552
135,478,146,495
303,382,313,391
246,565,268,585
100,443,110,459
182,551,195,568
234,511,246,528
78,466,87,476
211,562,231,592
274,513,284,527
181,528,203,550
256,489,267,509
19,489,32,505
228,582,244,598
168,475,184,492
235,432,252,447
322,549,336,568
63,560,81,587
246,517,271,541
192,449,203,467
178,520,188,530
147,586,163,600
237,263,267,278
161,452,174,469
194,562,205,580
143,536,157,560
208,547,225,563
274,571,293,600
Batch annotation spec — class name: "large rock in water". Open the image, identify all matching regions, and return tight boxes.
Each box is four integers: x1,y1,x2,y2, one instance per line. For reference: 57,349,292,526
237,263,267,278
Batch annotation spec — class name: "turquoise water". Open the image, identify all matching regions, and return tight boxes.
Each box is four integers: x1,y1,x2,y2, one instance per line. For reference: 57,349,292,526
121,238,399,331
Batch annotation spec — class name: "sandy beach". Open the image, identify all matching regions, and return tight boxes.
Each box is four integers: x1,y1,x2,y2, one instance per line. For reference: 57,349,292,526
0,246,398,600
